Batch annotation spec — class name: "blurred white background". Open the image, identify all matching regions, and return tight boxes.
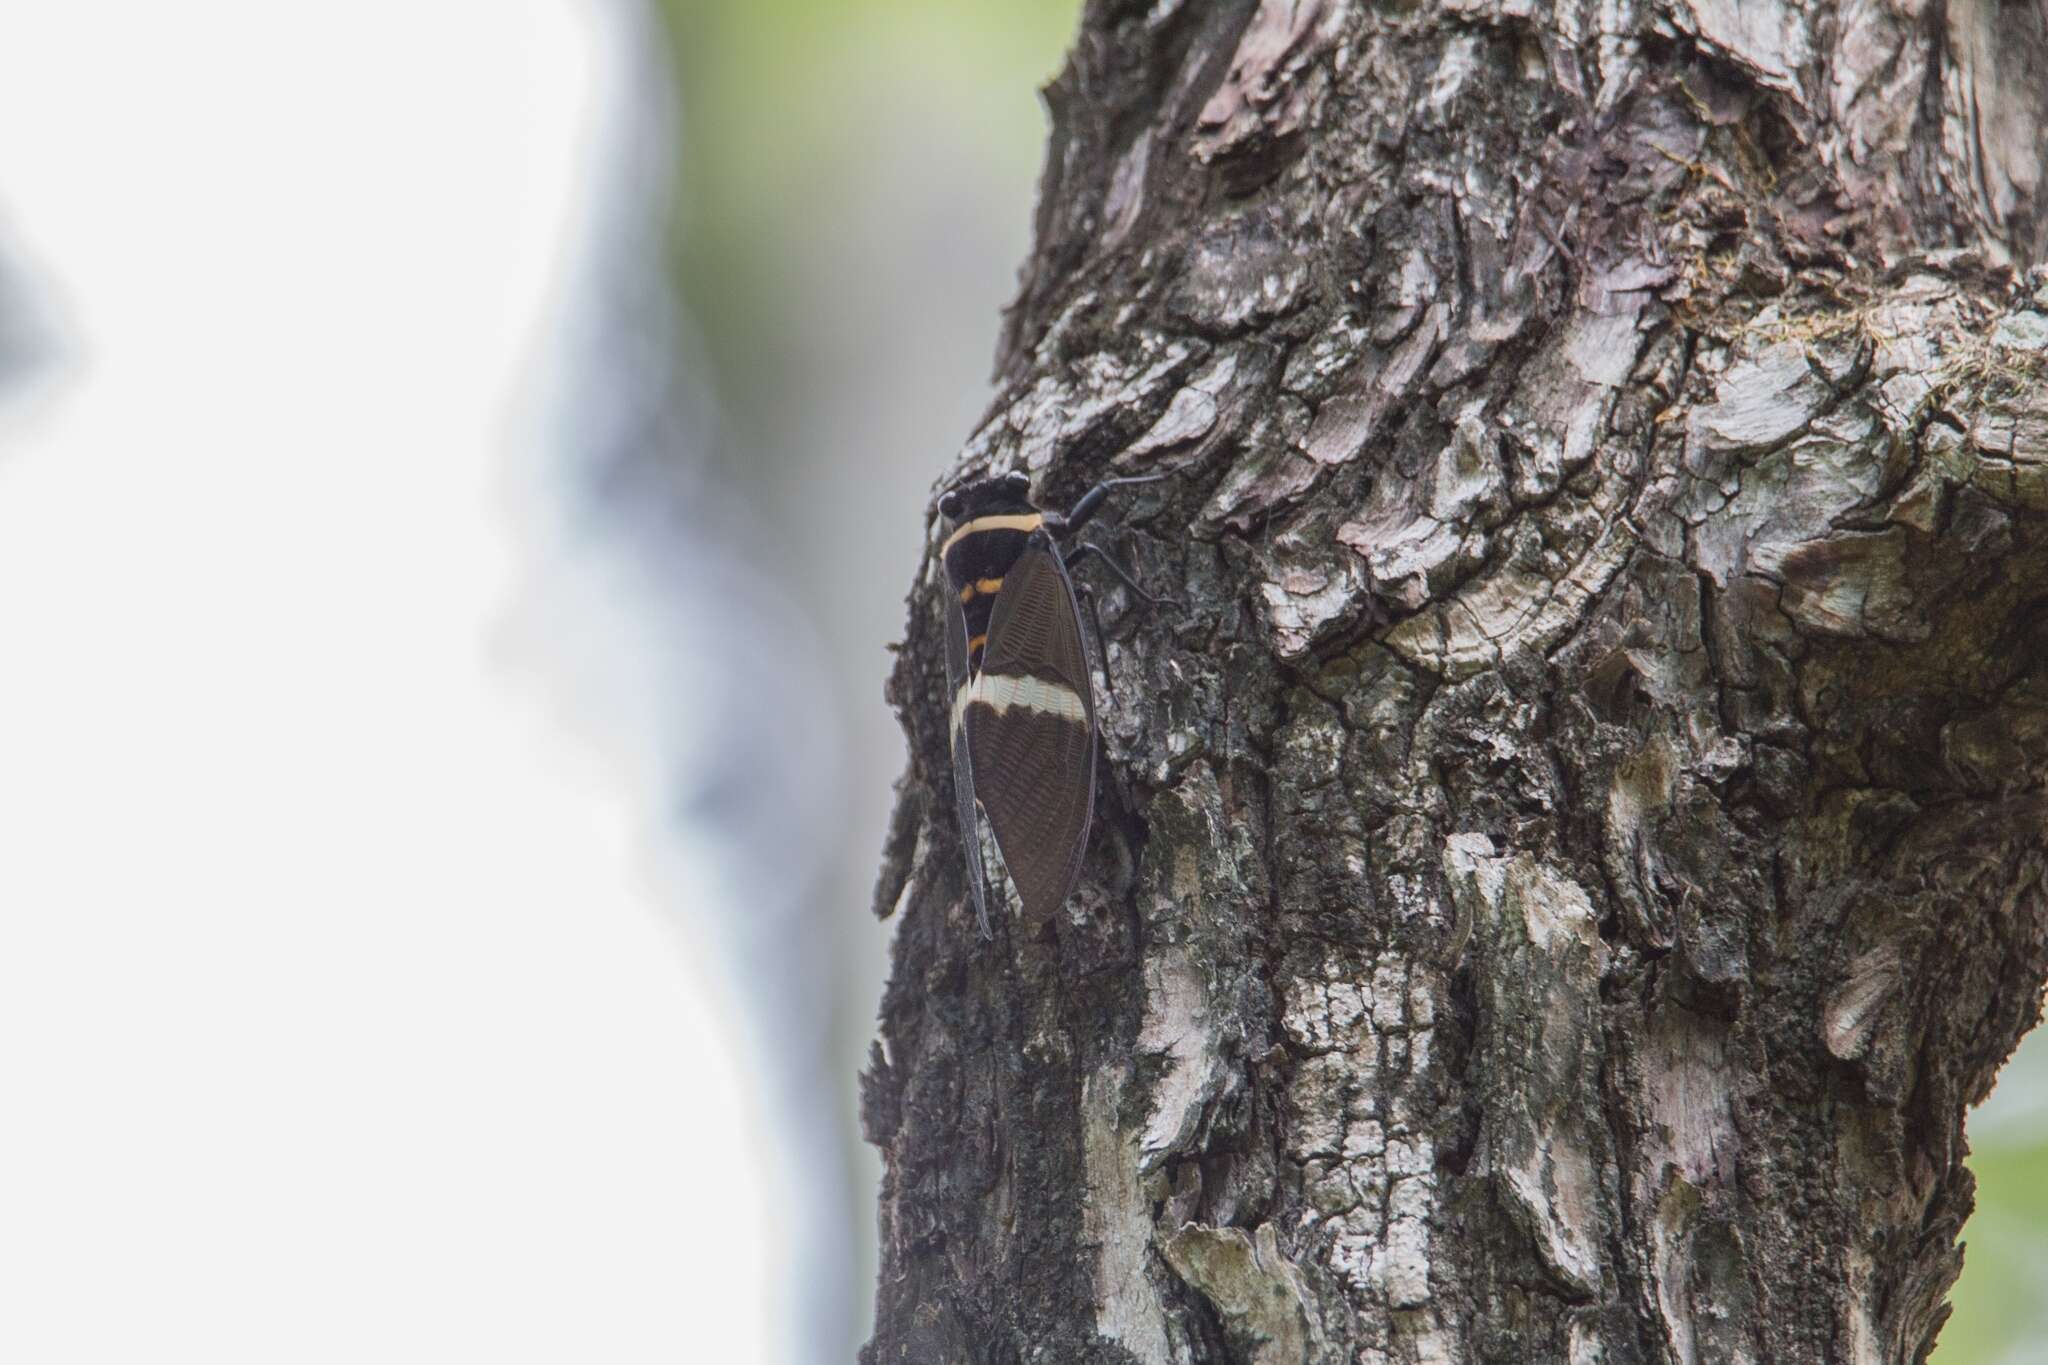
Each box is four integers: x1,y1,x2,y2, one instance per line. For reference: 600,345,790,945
0,5,785,1360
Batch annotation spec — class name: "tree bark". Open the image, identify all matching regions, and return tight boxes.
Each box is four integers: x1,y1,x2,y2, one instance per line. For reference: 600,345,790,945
862,1,2048,1360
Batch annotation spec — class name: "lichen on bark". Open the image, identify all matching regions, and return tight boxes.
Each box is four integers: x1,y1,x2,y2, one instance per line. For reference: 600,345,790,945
865,0,2048,1360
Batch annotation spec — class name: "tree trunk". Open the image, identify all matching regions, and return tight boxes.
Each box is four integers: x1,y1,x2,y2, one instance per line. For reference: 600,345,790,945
862,0,2048,1360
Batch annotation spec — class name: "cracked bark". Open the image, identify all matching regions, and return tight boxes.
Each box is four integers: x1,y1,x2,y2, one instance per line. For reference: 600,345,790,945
863,1,2048,1360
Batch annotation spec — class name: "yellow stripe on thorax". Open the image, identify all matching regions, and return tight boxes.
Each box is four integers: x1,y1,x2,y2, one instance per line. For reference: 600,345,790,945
940,512,1043,557
958,577,1005,604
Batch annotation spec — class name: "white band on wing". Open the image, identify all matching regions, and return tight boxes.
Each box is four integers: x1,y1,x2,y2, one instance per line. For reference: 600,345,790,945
957,672,1088,732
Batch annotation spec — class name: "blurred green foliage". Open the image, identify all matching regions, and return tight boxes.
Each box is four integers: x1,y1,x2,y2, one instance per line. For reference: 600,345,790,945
1945,1135,2048,1363
656,0,1077,463
650,3,2041,1357
1940,1026,2048,1364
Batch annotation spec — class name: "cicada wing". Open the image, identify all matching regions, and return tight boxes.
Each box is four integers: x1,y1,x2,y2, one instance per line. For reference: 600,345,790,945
965,534,1097,923
944,591,992,936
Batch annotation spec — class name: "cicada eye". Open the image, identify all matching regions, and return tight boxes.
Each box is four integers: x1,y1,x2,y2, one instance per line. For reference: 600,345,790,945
1001,470,1031,495
938,490,963,519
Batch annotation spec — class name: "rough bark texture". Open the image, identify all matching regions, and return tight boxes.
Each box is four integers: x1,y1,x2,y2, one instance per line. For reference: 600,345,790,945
863,1,2048,1360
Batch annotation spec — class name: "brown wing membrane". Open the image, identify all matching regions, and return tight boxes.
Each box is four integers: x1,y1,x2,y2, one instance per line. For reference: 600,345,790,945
967,535,1096,922
944,591,992,935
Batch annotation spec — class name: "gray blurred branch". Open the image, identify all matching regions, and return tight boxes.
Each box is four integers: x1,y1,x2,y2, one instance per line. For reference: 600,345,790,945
532,6,856,1360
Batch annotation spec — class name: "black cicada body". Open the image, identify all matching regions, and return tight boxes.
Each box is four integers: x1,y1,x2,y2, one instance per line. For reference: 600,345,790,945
937,470,1169,935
